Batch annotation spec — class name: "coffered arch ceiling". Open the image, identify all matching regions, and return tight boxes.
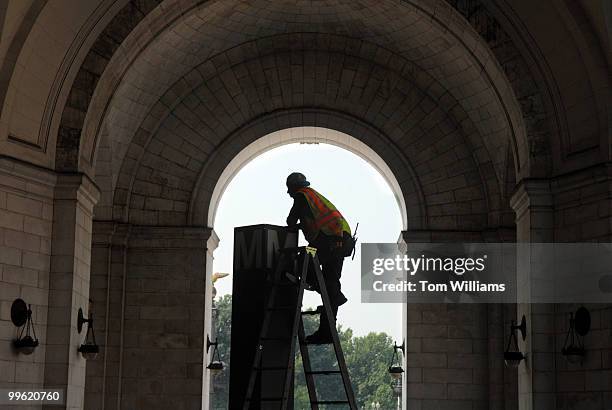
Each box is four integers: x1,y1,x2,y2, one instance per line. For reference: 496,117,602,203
78,0,531,231
1,0,599,230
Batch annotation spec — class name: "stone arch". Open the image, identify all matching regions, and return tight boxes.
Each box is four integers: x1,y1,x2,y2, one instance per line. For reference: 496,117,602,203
0,2,610,410
195,124,414,230
65,0,531,193
105,39,499,232
0,0,605,183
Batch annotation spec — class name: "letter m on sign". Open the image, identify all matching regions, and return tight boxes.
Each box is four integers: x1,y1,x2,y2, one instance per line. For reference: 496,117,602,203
234,230,262,270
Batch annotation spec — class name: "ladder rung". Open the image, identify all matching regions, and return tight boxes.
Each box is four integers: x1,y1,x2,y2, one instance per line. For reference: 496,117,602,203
305,370,342,375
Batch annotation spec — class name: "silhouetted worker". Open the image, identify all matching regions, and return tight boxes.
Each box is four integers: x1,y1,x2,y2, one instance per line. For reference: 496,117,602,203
286,172,352,344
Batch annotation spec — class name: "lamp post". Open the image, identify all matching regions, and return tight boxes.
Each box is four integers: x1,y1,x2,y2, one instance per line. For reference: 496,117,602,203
388,340,404,409
208,275,229,378
561,307,590,364
11,299,39,355
77,304,100,360
504,315,527,368
206,335,224,375
388,341,405,379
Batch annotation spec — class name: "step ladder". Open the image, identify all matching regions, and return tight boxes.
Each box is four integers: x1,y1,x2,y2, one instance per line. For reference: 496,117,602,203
243,246,357,410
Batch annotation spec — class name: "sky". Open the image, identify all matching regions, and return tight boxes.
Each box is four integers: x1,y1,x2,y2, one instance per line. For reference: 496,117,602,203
212,142,404,341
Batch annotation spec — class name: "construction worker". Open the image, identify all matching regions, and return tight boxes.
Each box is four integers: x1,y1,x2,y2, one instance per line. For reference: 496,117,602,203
286,172,352,344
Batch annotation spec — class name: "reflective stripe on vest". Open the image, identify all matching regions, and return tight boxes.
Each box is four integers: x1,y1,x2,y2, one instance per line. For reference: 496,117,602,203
296,187,350,241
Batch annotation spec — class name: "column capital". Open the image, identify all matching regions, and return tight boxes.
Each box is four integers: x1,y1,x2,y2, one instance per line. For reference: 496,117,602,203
54,172,100,210
509,179,553,220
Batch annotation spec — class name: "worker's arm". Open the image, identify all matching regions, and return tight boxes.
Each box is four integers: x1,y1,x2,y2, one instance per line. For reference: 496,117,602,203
286,194,309,226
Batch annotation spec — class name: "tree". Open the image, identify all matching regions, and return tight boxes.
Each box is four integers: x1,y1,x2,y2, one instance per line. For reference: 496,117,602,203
211,296,398,409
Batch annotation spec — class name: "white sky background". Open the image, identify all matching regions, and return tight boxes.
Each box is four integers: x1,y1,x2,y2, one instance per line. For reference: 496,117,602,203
212,142,403,341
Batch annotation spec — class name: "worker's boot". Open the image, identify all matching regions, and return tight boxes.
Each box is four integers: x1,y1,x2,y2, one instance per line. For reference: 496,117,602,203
305,303,338,344
305,328,332,344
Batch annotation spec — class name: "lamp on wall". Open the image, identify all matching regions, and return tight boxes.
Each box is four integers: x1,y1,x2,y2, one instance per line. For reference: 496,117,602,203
206,335,224,375
504,315,527,368
77,305,99,360
561,307,590,364
11,299,39,355
388,340,405,380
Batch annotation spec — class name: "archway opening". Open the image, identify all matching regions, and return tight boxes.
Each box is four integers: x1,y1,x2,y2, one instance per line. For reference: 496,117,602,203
207,127,405,409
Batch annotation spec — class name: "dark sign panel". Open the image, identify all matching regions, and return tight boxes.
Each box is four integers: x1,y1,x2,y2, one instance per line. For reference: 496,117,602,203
229,225,298,409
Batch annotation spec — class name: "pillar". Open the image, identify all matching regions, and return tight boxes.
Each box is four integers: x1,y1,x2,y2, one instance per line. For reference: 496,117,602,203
84,221,129,410
400,228,515,410
510,179,554,410
44,173,100,410
202,229,219,410
85,224,216,410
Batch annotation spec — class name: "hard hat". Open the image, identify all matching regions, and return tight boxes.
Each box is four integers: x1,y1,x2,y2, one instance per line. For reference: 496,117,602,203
286,172,310,189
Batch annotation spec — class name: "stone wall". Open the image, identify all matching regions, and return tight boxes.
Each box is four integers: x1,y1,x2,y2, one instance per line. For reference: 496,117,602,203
85,224,214,410
401,229,518,410
511,172,612,410
0,156,55,408
0,157,99,410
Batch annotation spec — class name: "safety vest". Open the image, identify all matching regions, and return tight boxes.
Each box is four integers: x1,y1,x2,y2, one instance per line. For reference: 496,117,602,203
295,187,351,242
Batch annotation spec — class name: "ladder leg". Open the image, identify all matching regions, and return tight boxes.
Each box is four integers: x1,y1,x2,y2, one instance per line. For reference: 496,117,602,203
310,254,358,410
298,308,319,408
280,249,310,409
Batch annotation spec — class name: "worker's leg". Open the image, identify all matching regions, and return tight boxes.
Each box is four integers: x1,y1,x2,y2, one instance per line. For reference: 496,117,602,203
321,254,344,309
305,235,347,343
313,253,344,339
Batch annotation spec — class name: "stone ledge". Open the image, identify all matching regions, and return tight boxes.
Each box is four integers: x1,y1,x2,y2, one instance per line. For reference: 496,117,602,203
0,154,57,200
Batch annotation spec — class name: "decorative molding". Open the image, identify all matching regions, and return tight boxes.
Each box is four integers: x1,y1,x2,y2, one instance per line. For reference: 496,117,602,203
7,133,45,151
54,172,101,211
185,108,425,231
509,179,553,220
42,0,121,158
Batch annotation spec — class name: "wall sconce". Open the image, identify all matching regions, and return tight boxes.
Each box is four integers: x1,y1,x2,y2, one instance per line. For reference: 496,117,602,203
561,307,590,364
504,315,526,368
388,340,405,379
206,335,224,375
77,306,99,360
11,299,39,355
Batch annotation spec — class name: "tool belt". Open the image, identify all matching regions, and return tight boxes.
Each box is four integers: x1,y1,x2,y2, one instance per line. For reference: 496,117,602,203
332,232,355,258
